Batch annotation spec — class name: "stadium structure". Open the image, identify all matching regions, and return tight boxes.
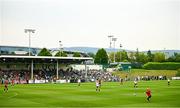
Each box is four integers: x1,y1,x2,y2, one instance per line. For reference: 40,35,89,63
0,45,93,83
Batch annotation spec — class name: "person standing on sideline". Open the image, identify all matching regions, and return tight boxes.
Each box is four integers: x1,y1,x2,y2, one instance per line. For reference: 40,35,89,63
133,79,138,96
77,78,81,86
11,78,15,86
120,78,123,85
168,79,170,86
146,88,152,102
4,79,9,92
134,80,138,88
96,79,100,92
99,79,101,88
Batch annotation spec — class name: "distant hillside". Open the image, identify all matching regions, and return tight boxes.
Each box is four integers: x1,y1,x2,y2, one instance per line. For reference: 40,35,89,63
51,47,132,54
50,47,180,58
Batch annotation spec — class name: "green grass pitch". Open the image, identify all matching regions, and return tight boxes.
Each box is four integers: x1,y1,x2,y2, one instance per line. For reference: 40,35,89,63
0,80,180,107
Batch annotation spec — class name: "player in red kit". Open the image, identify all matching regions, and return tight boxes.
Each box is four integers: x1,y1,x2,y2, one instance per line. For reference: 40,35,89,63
11,78,15,86
4,79,8,92
146,88,152,102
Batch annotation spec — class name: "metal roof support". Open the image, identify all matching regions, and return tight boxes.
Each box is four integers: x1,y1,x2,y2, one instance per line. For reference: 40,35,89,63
85,61,87,81
56,60,59,80
31,59,34,80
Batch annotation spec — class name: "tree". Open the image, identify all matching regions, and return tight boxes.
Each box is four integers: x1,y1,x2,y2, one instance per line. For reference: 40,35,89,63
129,52,135,62
135,48,140,62
147,50,153,62
116,50,128,62
73,52,81,57
138,52,148,64
153,52,165,62
94,48,108,65
174,53,180,62
87,52,95,58
38,48,52,56
167,56,175,62
55,51,67,57
108,52,115,63
167,53,180,62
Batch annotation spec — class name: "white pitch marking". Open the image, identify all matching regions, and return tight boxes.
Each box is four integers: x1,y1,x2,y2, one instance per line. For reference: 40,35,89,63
8,92,18,98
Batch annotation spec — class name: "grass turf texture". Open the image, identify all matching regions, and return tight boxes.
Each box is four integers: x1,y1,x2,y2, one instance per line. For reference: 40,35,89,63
0,80,180,107
113,69,177,79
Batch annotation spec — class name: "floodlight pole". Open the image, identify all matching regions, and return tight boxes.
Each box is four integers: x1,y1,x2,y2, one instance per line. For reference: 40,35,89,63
112,37,117,63
59,41,63,56
108,35,113,48
24,29,35,56
59,41,61,56
29,32,31,56
120,44,122,62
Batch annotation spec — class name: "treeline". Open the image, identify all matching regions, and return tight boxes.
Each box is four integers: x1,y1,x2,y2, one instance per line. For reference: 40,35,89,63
91,48,180,69
37,48,81,57
107,49,180,63
91,48,180,63
37,48,180,70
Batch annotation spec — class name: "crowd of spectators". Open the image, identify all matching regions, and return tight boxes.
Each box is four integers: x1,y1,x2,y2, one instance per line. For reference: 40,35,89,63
0,69,30,84
57,68,120,82
0,68,120,84
0,68,168,84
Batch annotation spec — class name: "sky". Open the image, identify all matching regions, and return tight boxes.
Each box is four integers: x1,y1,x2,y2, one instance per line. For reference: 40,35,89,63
0,0,180,51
